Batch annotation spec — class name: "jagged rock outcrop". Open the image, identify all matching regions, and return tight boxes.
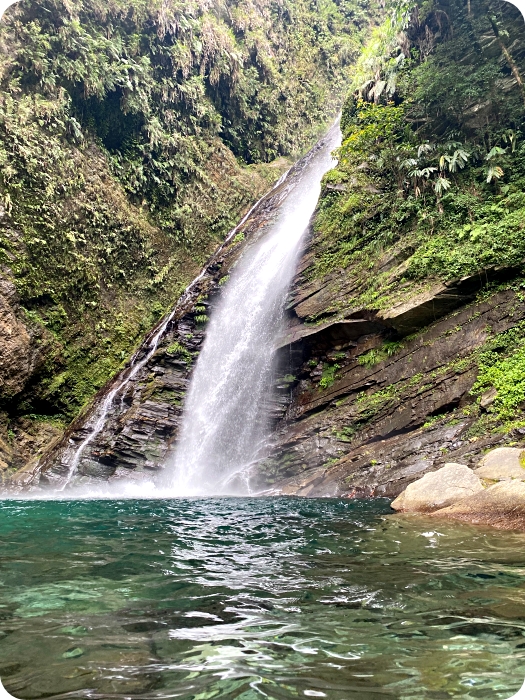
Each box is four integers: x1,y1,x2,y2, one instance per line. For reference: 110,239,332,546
376,266,521,335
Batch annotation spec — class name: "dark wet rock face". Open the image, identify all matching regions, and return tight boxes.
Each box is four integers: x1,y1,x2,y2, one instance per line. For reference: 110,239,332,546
31,275,220,488
263,280,525,499
31,320,201,489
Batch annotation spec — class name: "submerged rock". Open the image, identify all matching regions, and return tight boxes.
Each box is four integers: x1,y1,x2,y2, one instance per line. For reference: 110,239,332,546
431,480,525,530
390,463,483,513
474,447,525,481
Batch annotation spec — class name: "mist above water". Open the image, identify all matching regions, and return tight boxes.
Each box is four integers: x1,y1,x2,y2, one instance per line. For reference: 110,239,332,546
167,125,341,496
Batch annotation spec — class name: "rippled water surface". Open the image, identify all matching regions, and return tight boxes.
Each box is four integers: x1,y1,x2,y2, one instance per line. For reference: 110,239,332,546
1,498,524,699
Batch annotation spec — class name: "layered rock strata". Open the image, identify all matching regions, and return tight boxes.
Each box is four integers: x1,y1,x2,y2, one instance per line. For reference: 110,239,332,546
264,267,525,498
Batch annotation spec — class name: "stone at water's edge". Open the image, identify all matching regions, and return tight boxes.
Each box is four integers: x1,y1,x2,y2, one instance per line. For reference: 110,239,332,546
390,447,525,531
474,447,525,481
431,480,525,530
390,463,483,513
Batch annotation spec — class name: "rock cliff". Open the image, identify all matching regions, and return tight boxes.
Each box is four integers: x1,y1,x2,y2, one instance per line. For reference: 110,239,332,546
265,279,525,498
5,0,525,509
0,0,370,480
262,0,525,500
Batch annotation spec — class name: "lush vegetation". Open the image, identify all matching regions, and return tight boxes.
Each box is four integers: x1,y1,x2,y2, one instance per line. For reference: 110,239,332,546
1,0,370,241
311,0,525,309
472,318,525,425
0,0,372,454
306,0,525,440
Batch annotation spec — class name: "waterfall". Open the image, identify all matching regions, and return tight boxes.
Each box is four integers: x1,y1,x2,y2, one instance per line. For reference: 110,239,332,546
19,124,338,499
168,124,341,496
48,171,292,493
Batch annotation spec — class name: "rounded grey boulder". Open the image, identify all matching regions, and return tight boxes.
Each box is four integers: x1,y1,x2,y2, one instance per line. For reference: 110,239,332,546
391,463,484,513
474,447,525,481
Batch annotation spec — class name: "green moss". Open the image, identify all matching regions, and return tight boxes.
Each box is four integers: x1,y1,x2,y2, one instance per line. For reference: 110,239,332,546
149,386,184,407
355,383,399,418
319,363,340,390
473,327,525,421
277,374,296,384
333,426,356,442
166,342,192,363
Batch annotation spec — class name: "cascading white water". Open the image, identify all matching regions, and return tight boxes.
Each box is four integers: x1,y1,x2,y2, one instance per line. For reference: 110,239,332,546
17,124,338,500
169,124,341,496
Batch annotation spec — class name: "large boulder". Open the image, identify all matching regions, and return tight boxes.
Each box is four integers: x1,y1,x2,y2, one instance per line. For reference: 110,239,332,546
391,463,483,513
474,447,525,481
431,480,525,530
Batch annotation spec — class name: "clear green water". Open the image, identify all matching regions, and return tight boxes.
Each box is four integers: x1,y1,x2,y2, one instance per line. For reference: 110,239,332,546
0,497,524,700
